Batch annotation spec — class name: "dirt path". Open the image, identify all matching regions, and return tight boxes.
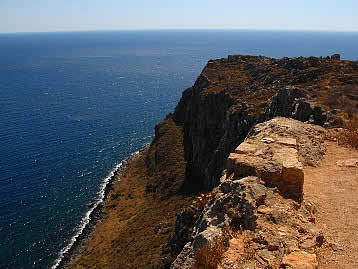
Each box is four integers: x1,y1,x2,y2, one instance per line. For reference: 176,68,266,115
304,141,358,269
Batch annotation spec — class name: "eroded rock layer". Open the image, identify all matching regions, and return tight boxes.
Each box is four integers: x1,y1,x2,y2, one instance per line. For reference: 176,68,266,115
162,54,358,191
171,118,326,269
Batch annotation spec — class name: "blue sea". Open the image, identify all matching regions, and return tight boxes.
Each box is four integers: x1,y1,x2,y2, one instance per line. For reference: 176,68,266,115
0,30,357,269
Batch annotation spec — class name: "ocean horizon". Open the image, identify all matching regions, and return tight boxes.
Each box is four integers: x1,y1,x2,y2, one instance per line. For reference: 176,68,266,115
0,30,357,269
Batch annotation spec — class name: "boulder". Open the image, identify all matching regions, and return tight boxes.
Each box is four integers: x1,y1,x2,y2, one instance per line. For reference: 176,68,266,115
281,251,318,269
331,54,341,60
227,117,327,200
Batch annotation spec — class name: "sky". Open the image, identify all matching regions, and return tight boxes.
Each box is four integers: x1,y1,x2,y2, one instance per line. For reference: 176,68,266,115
1,0,357,33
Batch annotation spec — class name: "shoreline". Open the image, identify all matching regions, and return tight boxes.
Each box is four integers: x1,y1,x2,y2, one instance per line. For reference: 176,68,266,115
52,145,149,269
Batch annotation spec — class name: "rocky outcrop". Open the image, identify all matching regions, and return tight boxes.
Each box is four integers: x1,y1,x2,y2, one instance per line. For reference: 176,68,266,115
166,55,356,193
227,117,326,200
170,118,326,268
262,87,328,126
145,54,358,267
171,174,323,268
173,78,253,190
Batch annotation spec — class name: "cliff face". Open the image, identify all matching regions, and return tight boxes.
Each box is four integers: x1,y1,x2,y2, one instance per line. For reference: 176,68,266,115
144,54,358,267
151,54,357,192
72,54,358,269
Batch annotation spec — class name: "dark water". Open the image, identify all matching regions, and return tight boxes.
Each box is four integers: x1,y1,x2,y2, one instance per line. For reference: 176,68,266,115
0,30,357,269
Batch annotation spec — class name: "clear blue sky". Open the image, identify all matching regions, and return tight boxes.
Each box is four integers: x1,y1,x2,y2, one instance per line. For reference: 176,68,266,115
1,0,357,33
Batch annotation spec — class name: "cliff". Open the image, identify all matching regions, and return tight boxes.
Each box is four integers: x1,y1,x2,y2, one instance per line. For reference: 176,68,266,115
71,54,358,269
162,54,357,191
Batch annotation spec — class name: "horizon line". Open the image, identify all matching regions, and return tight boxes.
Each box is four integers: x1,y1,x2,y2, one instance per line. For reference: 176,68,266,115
1,28,358,35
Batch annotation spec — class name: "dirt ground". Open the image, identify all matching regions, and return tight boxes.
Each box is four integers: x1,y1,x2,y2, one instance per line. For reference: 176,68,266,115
304,141,358,269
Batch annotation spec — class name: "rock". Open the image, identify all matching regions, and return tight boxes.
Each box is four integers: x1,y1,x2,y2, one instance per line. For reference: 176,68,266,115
256,249,276,265
171,243,196,269
331,54,341,60
165,207,197,255
243,177,267,205
282,151,304,184
264,87,306,120
257,205,273,214
235,141,260,154
329,242,344,251
260,137,276,143
170,176,258,268
336,159,358,167
281,251,318,269
315,233,325,247
277,137,297,147
227,117,326,200
219,180,232,194
192,226,222,249
308,56,320,67
300,238,316,249
263,87,331,127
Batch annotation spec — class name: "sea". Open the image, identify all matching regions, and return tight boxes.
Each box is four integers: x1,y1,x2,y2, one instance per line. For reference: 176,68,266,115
0,30,357,269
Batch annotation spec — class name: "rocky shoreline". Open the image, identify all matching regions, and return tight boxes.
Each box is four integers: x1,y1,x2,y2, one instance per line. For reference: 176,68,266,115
55,147,147,269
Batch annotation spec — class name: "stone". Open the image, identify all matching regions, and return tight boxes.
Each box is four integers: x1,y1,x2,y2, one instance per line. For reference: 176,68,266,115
261,137,275,143
281,251,318,269
257,206,273,214
171,243,196,269
336,159,358,167
235,142,259,154
227,118,318,200
220,181,232,194
331,54,341,60
256,249,276,265
315,233,325,247
227,153,264,177
244,179,267,205
193,226,222,249
329,242,344,251
282,154,304,185
300,238,316,249
277,137,297,147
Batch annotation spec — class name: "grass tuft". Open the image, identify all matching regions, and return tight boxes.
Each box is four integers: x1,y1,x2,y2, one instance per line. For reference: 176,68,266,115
193,228,234,269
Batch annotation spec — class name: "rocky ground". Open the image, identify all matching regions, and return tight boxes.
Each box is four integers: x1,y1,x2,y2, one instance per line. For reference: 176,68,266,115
170,118,358,269
171,118,328,269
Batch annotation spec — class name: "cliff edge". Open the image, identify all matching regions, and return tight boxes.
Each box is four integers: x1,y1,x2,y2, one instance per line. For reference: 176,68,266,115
71,54,358,269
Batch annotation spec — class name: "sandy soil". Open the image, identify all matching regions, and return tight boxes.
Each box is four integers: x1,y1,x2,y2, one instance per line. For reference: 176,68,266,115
304,142,358,269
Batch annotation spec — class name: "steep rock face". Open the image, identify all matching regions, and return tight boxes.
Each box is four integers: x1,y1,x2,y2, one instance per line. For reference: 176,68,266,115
262,87,328,126
145,55,357,265
173,75,253,189
167,55,357,191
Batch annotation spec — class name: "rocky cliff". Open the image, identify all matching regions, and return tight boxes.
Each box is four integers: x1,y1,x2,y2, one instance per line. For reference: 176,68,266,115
171,117,327,268
71,54,358,269
148,54,357,194
146,54,358,268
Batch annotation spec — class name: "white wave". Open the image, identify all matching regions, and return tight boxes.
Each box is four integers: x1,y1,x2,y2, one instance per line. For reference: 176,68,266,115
51,150,140,269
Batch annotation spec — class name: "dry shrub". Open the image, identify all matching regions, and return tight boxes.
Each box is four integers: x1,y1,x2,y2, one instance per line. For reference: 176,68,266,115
323,85,358,118
338,117,358,150
193,228,235,269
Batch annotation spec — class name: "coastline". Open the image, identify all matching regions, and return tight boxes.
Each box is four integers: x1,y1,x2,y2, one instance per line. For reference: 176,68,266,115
52,145,149,269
